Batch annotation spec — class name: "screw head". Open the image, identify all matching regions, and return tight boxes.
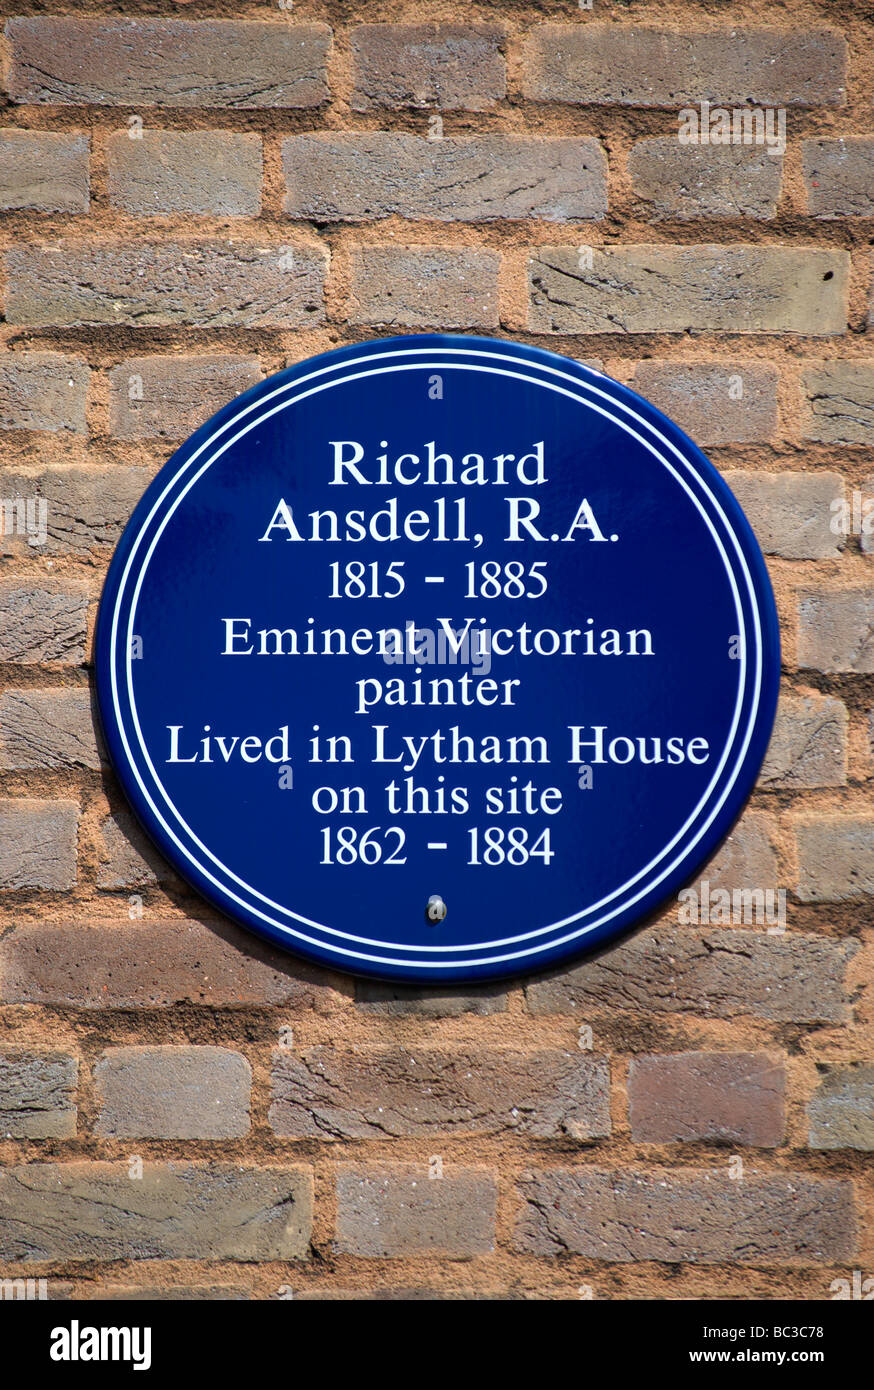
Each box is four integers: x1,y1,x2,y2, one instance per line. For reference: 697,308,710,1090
426,894,447,924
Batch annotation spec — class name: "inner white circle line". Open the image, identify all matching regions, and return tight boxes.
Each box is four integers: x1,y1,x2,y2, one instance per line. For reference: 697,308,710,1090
107,349,761,967
113,357,757,957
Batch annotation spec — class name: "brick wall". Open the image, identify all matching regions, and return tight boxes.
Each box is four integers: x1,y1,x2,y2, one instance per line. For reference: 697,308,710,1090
0,0,872,1301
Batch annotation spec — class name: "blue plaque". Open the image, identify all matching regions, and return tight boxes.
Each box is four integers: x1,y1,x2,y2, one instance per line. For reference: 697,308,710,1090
96,335,780,982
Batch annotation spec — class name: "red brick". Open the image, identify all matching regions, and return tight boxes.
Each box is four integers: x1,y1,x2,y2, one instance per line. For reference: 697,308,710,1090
0,585,88,666
529,246,848,335
721,471,844,559
0,919,348,1011
0,1050,78,1139
629,139,783,220
802,362,874,445
107,131,262,217
526,928,856,1024
108,355,262,441
522,25,847,107
797,590,874,673
96,810,174,890
350,247,499,328
628,1052,785,1146
4,18,330,109
94,1046,251,1139
760,693,847,789
696,810,779,894
632,361,778,445
87,1284,249,1301
350,24,505,111
336,1165,496,1258
0,1163,312,1261
0,467,149,559
804,138,874,216
6,241,326,329
270,1047,610,1140
0,798,79,891
354,980,507,1016
808,1066,874,1151
0,690,102,771
794,814,874,903
0,130,89,212
292,1286,524,1301
283,134,606,222
515,1169,855,1262
0,352,89,433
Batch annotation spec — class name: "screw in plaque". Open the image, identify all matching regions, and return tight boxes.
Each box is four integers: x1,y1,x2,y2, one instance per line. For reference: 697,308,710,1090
425,894,447,925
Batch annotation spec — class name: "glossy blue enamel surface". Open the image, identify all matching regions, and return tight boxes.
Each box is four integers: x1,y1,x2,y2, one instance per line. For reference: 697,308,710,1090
96,335,780,982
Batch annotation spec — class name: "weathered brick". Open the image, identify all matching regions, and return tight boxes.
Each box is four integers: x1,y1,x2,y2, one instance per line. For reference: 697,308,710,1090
89,1285,250,1301
6,241,325,330
336,1166,496,1258
95,1046,251,1139
760,693,847,789
351,24,505,111
629,139,782,220
0,352,89,433
677,884,786,931
515,1169,854,1262
107,131,261,218
282,134,606,222
108,355,262,441
4,18,330,108
0,586,88,665
697,810,779,894
270,1047,609,1140
0,1277,72,1300
721,470,844,559
526,928,856,1024
0,919,347,1011
1,4,869,1288
628,1052,785,1147
293,1287,524,1301
0,130,89,213
0,1163,312,1261
522,26,847,107
0,467,149,559
797,590,874,673
350,247,499,328
0,1050,77,1139
633,361,778,445
802,362,874,445
804,138,874,216
845,479,874,556
0,690,102,772
867,276,874,333
0,798,78,890
808,1066,874,1151
97,810,171,890
795,815,874,903
354,980,507,1016
529,246,848,335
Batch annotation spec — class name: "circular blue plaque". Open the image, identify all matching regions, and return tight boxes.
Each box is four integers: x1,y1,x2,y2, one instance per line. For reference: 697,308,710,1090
96,335,780,982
